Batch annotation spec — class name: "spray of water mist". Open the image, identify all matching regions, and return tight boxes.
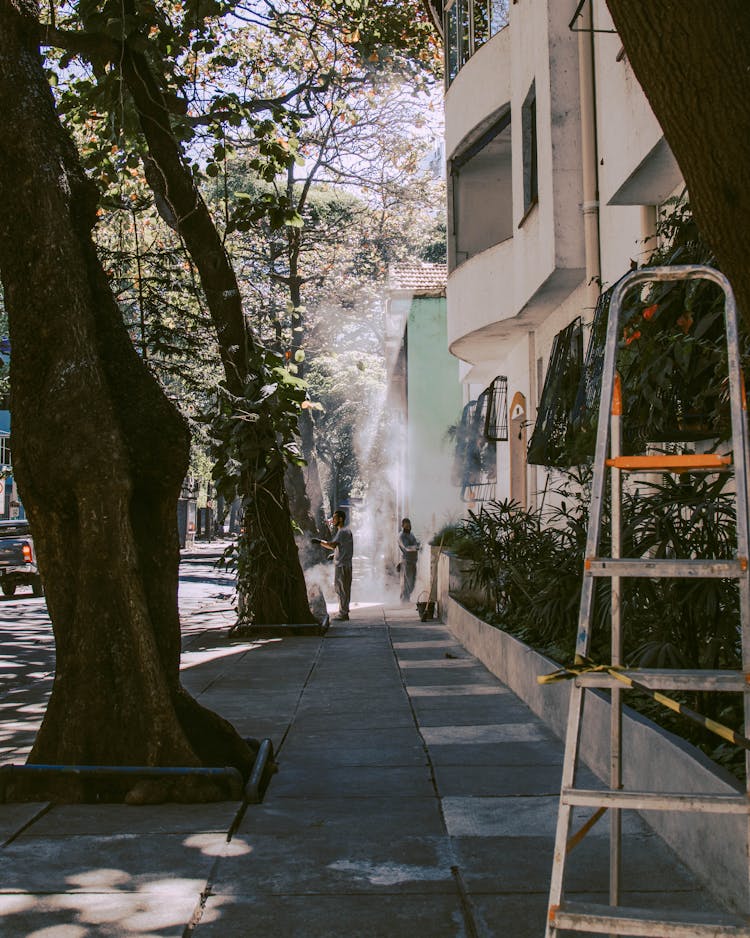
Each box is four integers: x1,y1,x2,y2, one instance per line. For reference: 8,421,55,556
351,376,403,608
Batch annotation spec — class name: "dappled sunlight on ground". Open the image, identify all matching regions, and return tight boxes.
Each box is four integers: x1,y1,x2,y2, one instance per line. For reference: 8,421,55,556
180,641,276,670
184,832,252,857
0,809,245,935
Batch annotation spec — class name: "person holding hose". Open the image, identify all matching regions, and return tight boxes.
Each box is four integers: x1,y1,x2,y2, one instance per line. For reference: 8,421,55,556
313,509,353,621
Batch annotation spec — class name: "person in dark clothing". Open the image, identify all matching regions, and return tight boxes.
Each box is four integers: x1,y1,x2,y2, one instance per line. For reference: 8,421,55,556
318,509,353,620
398,517,419,603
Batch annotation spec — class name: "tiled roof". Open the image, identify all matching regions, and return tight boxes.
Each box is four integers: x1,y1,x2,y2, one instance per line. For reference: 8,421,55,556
388,262,447,295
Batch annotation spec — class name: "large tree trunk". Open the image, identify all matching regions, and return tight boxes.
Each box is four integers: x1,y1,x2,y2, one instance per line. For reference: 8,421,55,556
0,0,254,793
605,1,750,325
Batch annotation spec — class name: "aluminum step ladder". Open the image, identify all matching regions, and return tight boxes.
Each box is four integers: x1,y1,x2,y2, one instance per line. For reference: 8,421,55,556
545,264,750,937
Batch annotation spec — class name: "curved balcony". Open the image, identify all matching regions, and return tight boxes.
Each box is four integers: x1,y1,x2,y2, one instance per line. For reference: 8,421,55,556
446,238,515,362
445,25,511,161
448,212,586,366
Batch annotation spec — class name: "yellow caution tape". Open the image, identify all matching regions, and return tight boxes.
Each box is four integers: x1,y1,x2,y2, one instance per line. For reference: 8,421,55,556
539,658,750,751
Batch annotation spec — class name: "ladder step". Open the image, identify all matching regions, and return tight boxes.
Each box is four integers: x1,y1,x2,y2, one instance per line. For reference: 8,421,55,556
549,900,750,936
575,668,745,692
585,558,746,578
563,788,748,814
606,454,732,472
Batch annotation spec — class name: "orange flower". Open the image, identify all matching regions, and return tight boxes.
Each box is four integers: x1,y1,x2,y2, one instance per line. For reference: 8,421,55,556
642,303,658,321
625,330,642,346
676,312,693,334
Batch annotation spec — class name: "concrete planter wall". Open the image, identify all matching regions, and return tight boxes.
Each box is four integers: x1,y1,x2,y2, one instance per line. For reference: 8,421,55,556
437,551,747,914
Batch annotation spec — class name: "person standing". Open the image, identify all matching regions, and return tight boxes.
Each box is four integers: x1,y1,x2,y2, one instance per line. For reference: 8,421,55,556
317,509,354,621
398,517,420,603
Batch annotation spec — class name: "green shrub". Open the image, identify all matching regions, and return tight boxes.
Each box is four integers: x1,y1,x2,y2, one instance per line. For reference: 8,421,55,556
454,469,743,776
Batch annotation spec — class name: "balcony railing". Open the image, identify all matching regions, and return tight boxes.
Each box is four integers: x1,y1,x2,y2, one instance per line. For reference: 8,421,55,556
445,0,510,86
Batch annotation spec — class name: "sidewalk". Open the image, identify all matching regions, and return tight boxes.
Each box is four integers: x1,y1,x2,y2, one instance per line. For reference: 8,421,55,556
0,562,725,936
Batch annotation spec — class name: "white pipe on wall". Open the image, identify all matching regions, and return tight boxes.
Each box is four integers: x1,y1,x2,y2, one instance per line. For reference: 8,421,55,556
578,0,602,313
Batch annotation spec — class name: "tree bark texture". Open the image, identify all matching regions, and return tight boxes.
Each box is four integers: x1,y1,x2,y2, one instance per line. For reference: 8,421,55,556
0,0,254,787
117,39,315,624
605,1,750,326
284,224,326,543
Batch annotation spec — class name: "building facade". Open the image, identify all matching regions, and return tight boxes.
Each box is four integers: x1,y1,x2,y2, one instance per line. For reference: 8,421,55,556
441,0,683,507
386,262,465,550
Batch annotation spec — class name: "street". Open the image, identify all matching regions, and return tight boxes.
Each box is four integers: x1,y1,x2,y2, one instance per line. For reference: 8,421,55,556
0,543,238,769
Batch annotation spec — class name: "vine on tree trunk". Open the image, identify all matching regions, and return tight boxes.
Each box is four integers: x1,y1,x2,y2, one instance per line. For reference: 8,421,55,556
209,343,314,624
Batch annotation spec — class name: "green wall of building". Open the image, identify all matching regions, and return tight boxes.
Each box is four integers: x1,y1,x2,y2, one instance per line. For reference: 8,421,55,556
406,296,464,539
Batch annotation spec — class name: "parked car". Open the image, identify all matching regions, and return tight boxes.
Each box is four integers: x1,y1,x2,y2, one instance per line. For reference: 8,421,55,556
0,520,43,597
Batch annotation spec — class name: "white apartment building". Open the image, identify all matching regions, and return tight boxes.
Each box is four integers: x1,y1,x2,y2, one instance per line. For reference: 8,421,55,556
441,0,683,508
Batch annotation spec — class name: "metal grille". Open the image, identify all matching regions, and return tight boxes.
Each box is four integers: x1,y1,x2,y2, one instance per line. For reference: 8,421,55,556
484,376,509,441
527,318,584,467
461,480,497,504
452,397,497,500
453,388,497,502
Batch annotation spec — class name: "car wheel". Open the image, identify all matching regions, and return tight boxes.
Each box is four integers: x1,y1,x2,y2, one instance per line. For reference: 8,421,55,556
31,577,44,597
2,582,16,597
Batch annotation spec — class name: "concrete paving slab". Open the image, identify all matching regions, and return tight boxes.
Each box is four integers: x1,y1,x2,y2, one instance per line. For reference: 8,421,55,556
274,741,428,767
0,889,200,937
421,723,548,745
269,764,434,798
0,802,47,842
22,802,240,837
399,667,499,687
434,763,563,797
441,796,644,839
428,740,564,767
469,891,551,938
412,699,539,726
238,796,446,838
0,832,225,893
289,710,416,732
406,683,510,697
210,831,455,896
297,689,408,705
195,893,467,938
397,657,477,669
453,832,701,894
392,640,462,650
279,726,424,750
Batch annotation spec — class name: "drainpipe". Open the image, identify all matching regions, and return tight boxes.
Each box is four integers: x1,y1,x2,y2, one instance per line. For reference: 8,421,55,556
577,0,601,314
640,204,658,262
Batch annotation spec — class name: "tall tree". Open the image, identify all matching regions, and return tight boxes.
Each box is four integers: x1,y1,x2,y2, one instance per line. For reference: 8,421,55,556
39,0,438,623
0,0,254,790
604,2,750,325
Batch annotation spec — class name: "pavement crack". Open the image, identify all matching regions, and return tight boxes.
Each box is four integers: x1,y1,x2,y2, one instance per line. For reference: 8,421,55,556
384,610,483,938
1,801,53,846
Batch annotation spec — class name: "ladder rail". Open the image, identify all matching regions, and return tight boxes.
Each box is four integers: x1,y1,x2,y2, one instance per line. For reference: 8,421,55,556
548,264,750,935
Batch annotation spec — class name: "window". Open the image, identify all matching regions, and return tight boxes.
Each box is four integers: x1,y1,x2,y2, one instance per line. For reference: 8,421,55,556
0,437,11,469
450,109,513,267
522,81,538,216
446,1,460,84
444,0,510,87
